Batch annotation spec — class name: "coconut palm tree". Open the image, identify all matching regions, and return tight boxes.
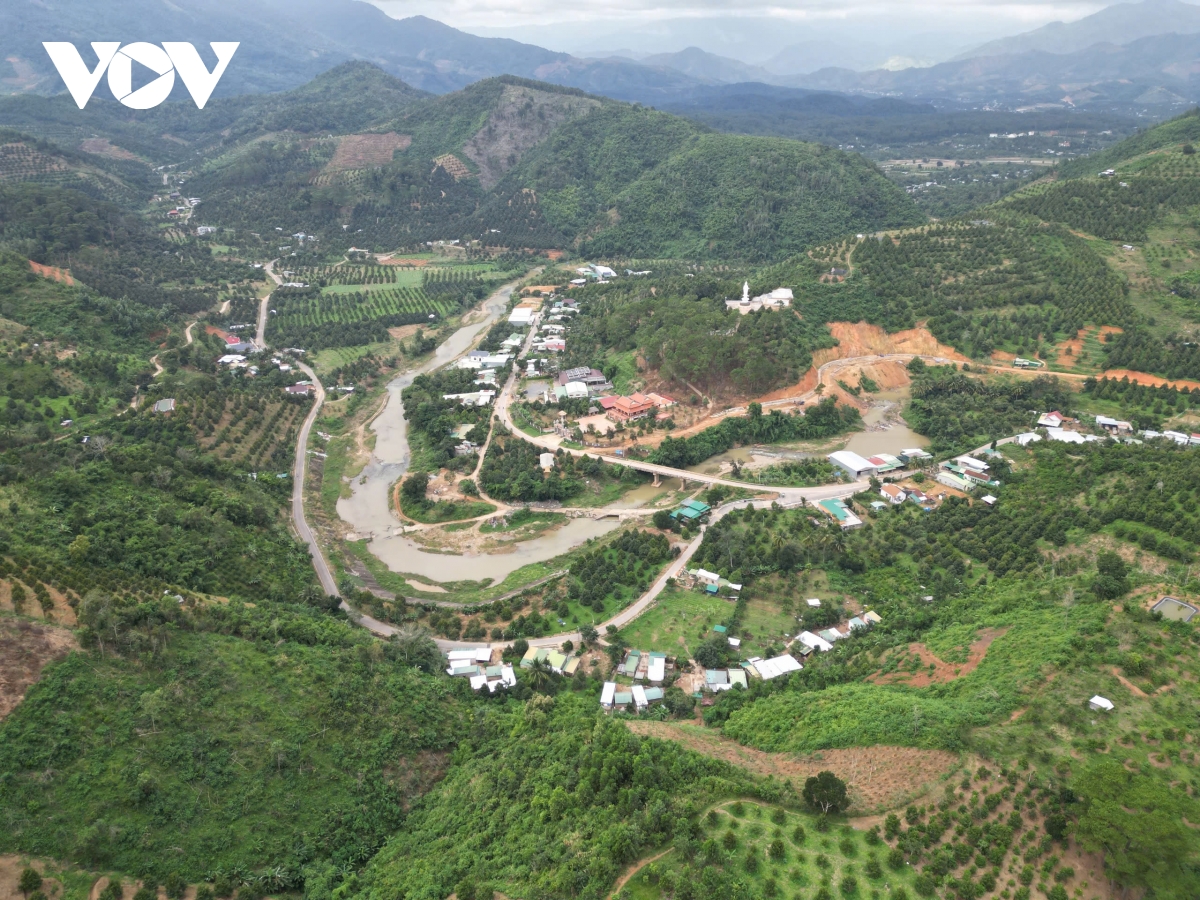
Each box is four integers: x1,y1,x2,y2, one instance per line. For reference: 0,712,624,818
525,658,554,693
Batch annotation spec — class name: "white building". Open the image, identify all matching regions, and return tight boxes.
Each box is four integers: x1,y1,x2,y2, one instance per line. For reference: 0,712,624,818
508,307,536,326
443,390,495,407
828,450,878,478
1089,695,1114,712
798,631,834,653
725,283,795,315
751,654,803,680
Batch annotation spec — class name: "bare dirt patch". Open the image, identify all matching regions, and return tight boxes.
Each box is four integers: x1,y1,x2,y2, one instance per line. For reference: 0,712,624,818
0,617,77,721
387,323,424,341
813,322,969,367
1100,368,1200,391
327,133,411,171
28,260,74,285
625,720,958,812
79,138,139,161
380,257,430,267
871,627,1008,687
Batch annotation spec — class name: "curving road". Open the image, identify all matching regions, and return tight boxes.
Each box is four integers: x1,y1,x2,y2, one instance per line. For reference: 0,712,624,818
284,280,928,653
291,360,340,597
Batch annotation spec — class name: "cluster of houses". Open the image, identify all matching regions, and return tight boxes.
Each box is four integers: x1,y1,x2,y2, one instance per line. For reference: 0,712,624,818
936,454,1000,493
827,449,930,480
445,647,518,693
600,682,665,712
1024,410,1200,448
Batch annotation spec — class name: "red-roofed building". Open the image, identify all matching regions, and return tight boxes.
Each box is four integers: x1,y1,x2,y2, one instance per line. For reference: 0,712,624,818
606,393,656,422
598,396,619,410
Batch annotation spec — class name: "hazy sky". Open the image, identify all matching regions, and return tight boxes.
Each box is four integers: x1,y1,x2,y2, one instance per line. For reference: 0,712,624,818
372,0,1107,29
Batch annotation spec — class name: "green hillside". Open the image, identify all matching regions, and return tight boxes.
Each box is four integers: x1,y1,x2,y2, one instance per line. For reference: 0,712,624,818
1058,107,1200,178
0,603,460,883
112,68,927,261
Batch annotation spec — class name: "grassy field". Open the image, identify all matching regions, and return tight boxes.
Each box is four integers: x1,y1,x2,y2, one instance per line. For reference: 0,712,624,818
617,587,734,657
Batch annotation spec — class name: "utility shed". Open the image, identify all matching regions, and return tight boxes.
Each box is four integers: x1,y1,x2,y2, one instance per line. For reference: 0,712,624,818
1089,695,1115,712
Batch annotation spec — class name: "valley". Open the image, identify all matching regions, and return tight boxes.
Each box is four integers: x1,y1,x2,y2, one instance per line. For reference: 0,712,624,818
4,25,1200,900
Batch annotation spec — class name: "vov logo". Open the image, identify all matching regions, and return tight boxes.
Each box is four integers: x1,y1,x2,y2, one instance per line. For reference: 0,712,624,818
42,42,239,110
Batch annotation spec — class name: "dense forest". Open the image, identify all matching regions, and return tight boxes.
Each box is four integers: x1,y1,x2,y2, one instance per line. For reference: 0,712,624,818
904,364,1075,454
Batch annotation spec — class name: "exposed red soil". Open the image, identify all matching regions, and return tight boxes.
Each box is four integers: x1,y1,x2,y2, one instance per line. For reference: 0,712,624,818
380,257,430,266
871,627,1008,687
812,321,970,367
28,260,74,285
0,617,77,721
1055,325,1123,361
1101,368,1200,391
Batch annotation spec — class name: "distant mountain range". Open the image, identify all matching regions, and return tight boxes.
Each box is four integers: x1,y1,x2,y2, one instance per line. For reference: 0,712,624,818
957,0,1200,59
794,30,1200,109
5,0,1200,113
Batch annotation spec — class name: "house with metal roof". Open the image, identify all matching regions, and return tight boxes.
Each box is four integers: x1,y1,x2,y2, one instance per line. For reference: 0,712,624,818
818,498,863,529
705,669,731,691
750,654,803,681
601,681,616,709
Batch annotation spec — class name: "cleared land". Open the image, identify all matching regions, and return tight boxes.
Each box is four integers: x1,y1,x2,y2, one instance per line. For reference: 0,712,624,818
624,720,958,813
0,617,77,720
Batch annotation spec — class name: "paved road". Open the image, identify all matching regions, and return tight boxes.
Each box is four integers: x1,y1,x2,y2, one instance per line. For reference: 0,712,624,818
493,352,867,503
291,360,340,597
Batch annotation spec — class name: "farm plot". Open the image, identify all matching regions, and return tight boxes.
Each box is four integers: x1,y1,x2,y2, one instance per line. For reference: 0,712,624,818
269,285,456,351
183,390,309,470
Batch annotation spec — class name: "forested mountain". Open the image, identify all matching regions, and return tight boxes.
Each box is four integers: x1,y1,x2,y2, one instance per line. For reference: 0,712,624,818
5,65,918,261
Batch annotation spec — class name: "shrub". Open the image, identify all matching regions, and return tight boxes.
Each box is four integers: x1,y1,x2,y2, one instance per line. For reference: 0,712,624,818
839,837,857,857
772,807,787,825
723,830,738,850
744,848,760,873
913,873,937,897
164,873,187,900
18,870,42,898
132,888,156,900
840,874,859,896
769,838,786,860
792,824,807,844
864,857,882,879
887,847,905,870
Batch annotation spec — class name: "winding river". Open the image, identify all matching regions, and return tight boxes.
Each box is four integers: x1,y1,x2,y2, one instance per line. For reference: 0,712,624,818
336,280,619,584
